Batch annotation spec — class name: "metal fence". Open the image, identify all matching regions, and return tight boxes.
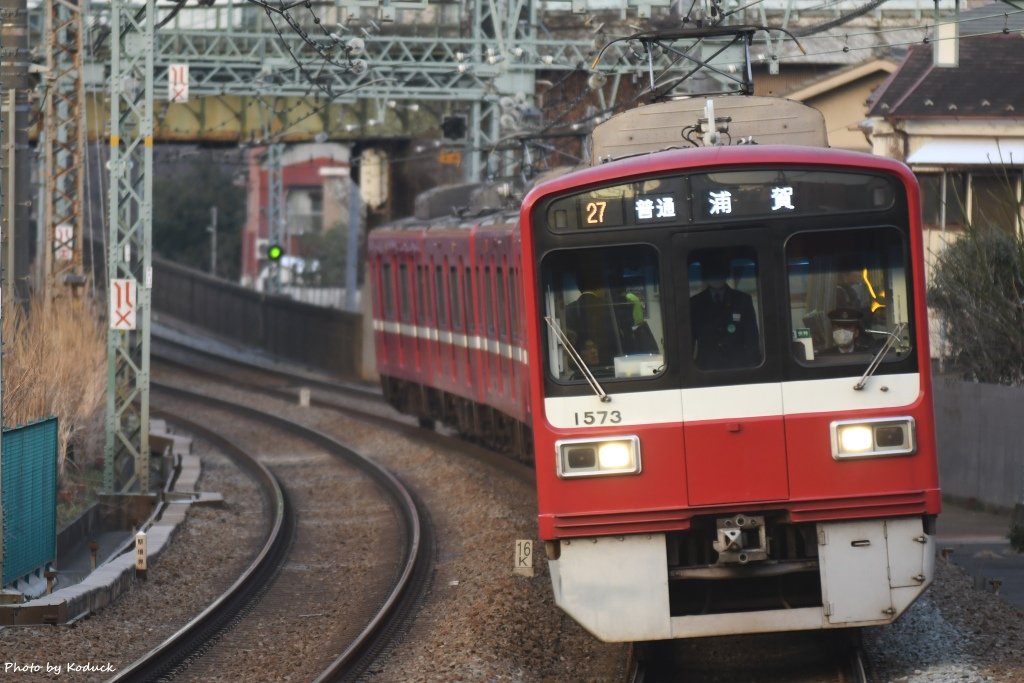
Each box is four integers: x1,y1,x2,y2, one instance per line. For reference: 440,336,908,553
152,258,363,379
2,418,58,586
934,377,1024,511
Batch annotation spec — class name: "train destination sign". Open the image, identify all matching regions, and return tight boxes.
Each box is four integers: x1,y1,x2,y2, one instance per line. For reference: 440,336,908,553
545,169,896,232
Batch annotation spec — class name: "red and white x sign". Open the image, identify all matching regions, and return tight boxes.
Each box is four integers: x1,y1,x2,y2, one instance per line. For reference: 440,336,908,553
110,278,137,330
169,64,189,103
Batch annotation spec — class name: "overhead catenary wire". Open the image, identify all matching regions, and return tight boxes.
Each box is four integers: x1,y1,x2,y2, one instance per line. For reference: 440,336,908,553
75,0,1024,201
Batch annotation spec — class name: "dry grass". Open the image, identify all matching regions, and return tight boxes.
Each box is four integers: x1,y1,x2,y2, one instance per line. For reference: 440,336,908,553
3,294,106,483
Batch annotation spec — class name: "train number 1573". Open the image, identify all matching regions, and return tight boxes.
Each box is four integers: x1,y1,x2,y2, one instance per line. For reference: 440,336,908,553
574,410,622,425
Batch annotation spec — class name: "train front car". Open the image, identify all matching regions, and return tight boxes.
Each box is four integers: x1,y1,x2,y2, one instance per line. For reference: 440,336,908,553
520,136,940,641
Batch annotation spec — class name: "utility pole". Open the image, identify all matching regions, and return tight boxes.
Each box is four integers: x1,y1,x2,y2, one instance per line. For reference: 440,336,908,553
42,0,87,297
105,0,154,495
0,0,32,304
0,23,5,584
264,143,284,294
346,172,360,313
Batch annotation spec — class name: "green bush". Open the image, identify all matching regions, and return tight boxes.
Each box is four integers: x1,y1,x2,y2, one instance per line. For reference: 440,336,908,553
1011,525,1024,553
928,226,1024,385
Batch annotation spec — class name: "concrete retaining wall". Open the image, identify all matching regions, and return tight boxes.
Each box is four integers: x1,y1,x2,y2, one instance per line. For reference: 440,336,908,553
934,377,1024,511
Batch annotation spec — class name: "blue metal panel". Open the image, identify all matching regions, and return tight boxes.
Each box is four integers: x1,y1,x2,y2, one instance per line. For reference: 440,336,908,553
2,418,58,586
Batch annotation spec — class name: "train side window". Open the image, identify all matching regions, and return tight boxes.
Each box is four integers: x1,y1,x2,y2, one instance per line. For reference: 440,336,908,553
416,265,428,325
496,266,508,338
785,227,913,366
687,247,763,371
381,262,394,320
483,265,495,336
435,264,448,327
508,268,519,338
465,266,475,330
399,263,411,322
541,244,663,382
449,265,462,329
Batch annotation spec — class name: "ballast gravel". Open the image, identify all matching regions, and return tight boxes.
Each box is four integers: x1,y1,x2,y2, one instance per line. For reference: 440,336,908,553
1,369,1023,681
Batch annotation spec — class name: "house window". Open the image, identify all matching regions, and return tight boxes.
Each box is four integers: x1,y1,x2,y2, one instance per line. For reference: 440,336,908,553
971,173,1021,234
286,188,324,234
918,172,967,231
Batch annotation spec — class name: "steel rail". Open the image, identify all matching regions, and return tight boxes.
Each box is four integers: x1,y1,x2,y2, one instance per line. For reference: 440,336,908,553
107,403,291,683
117,378,431,682
150,331,534,485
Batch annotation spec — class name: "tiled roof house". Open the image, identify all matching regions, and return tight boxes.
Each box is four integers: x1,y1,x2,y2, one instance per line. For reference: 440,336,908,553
862,7,1024,355
864,16,1024,236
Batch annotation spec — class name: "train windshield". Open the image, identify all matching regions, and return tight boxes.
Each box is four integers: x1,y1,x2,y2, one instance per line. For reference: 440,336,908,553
535,168,916,388
786,227,912,365
542,245,664,382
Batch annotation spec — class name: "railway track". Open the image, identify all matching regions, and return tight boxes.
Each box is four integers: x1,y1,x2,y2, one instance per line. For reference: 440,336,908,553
146,325,637,681
111,382,433,682
151,323,880,683
151,329,534,483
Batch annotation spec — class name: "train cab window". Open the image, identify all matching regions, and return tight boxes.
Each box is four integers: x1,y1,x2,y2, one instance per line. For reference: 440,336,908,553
785,227,913,365
687,248,764,371
542,244,663,382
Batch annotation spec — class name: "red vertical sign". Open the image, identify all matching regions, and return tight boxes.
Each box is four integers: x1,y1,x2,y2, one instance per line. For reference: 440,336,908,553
110,278,137,330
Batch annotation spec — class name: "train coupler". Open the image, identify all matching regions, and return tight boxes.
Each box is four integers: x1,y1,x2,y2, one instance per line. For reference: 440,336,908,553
712,514,769,564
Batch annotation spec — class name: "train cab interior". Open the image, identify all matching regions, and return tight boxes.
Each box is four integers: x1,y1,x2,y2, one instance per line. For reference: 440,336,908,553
542,226,916,392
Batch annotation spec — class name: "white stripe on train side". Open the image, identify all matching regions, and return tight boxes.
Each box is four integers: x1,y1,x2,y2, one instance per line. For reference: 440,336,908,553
375,319,527,364
374,319,920,424
543,374,921,428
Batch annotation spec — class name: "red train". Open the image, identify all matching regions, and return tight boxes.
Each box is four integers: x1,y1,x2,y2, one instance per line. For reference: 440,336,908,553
369,96,940,642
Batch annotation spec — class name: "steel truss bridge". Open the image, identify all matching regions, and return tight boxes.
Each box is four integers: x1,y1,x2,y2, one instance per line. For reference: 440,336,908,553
37,0,969,161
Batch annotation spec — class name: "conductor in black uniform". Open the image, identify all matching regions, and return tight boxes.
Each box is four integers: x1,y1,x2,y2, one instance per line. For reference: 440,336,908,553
689,256,761,370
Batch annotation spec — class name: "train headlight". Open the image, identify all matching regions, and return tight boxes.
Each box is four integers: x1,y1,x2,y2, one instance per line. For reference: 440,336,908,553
830,417,916,459
556,435,641,478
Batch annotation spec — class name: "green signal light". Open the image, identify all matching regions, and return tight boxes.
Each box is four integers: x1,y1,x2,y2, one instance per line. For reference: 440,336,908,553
267,244,284,261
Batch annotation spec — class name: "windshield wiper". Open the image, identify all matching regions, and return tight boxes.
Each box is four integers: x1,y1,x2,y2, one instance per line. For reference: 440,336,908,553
854,322,907,391
544,316,611,403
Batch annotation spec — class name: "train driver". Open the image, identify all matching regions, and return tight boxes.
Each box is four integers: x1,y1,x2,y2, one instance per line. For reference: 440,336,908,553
822,308,873,355
689,254,760,370
565,265,623,368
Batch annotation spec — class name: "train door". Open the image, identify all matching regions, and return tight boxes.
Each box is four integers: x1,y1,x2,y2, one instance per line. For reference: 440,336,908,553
398,259,412,369
468,263,486,406
415,262,430,375
435,259,452,384
506,262,519,406
671,234,789,506
482,262,498,396
379,257,398,368
449,260,470,387
427,257,443,385
496,260,510,403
